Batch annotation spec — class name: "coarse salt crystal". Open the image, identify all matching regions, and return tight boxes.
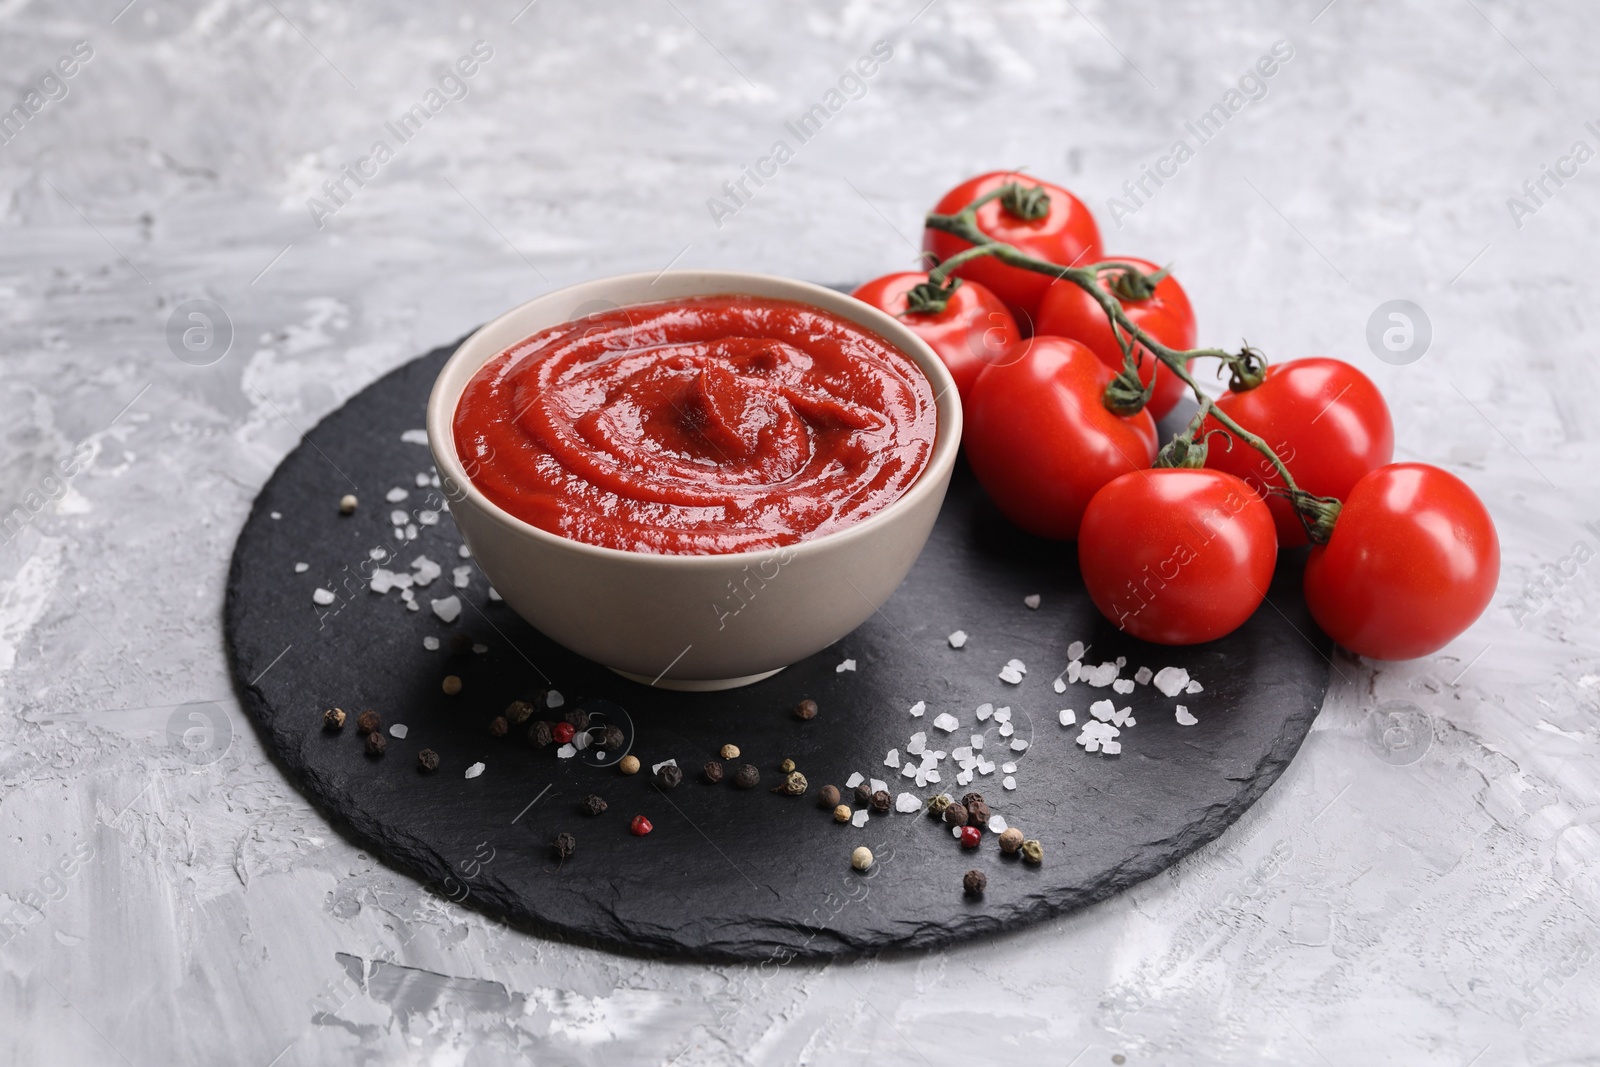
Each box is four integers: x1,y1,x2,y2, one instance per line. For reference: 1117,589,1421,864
901,763,917,778
1024,594,1040,609
956,769,974,786
473,643,487,654
452,565,472,589
925,769,941,783
1134,665,1153,685
1067,640,1086,661
1053,677,1067,694
948,630,968,648
487,587,502,602
896,792,921,813
993,706,1011,724
556,744,576,759
405,524,418,540
400,589,414,603
407,601,419,612
401,429,429,445
845,772,865,788
464,762,485,778
1084,662,1120,687
1101,740,1122,755
1176,706,1199,726
652,758,677,773
411,556,441,585
870,778,888,794
415,472,430,487
418,510,439,526
951,825,963,839
572,730,591,751
312,588,336,606
1090,699,1116,721
909,700,926,717
884,749,900,768
458,544,471,558
998,666,1023,685
932,712,960,733
386,487,409,503
1153,666,1190,697
998,721,1014,737
1185,680,1204,694
1112,678,1135,694
390,509,408,526
1059,709,1076,726
423,636,439,650
971,734,984,750
270,511,281,520
431,596,461,623
369,548,388,561
952,746,972,762
975,702,993,721
1010,739,1028,752
977,758,995,775
1110,706,1131,728
294,562,309,573
1002,762,1016,774
389,724,408,739
852,809,870,828
837,658,856,673
1002,776,1017,792
907,731,927,755
547,690,564,708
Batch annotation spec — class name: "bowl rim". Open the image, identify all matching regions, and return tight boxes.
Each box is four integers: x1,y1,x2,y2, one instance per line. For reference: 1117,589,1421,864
426,269,963,566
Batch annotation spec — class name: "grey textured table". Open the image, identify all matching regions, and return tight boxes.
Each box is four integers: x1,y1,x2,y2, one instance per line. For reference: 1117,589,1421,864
2,2,1597,1064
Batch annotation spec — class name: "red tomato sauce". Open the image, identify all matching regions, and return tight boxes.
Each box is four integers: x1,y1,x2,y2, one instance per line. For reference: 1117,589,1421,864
453,295,938,554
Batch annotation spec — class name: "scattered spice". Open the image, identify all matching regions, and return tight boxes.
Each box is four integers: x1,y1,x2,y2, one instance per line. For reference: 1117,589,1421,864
999,827,1025,854
656,764,684,789
582,794,607,816
963,793,991,828
963,869,987,895
719,743,741,760
322,707,346,731
619,755,641,775
449,633,473,655
564,708,590,731
702,761,725,784
733,764,760,789
504,700,536,725
529,721,554,747
818,784,841,809
339,493,358,514
553,832,576,860
853,783,873,807
777,771,808,796
552,722,576,744
959,825,981,848
851,846,874,871
833,804,852,823
489,716,508,738
793,698,818,721
871,790,891,813
779,758,796,774
629,815,653,836
926,794,952,818
602,725,625,748
356,710,381,736
417,748,440,772
365,732,387,757
1021,839,1044,864
441,675,462,696
943,803,969,827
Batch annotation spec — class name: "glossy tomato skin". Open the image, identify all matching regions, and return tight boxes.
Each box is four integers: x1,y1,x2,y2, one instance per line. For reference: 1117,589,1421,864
1304,464,1499,660
850,272,1020,405
1035,257,1196,421
964,337,1157,540
1079,469,1278,645
924,171,1103,324
1205,358,1394,547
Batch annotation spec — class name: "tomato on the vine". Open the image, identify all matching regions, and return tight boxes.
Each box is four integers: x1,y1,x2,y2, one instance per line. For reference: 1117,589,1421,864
924,171,1102,323
850,272,1020,404
1035,256,1196,421
1078,468,1277,645
1205,358,1394,547
964,337,1157,540
1303,463,1499,660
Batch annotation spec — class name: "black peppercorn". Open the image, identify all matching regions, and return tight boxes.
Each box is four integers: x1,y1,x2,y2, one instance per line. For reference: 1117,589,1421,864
853,783,872,807
356,710,381,736
703,761,725,784
871,790,891,813
582,794,607,816
818,784,841,809
553,832,576,860
961,792,985,809
943,803,969,827
417,748,439,772
529,721,554,747
602,724,625,749
656,764,684,789
365,732,387,757
965,797,991,828
489,716,508,738
793,698,818,721
963,869,987,896
504,700,536,725
565,708,590,731
733,764,760,789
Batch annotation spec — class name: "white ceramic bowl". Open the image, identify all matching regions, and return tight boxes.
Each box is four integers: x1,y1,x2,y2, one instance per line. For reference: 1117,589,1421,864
426,270,961,690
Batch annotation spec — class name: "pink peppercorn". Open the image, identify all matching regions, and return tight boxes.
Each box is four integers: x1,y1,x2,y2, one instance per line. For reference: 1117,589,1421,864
630,815,653,837
552,722,576,744
959,825,981,849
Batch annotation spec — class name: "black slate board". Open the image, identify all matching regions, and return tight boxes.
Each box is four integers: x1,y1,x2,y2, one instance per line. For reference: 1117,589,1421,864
224,337,1331,962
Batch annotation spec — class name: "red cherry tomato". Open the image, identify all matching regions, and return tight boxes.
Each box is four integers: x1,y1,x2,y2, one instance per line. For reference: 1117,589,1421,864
1304,464,1499,660
1205,358,1394,547
629,815,653,837
850,272,1021,404
965,337,1157,540
924,171,1103,323
1078,469,1278,645
552,722,576,744
1035,256,1196,421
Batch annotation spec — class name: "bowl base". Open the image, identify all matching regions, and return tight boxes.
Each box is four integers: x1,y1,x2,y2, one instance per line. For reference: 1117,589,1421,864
609,666,786,692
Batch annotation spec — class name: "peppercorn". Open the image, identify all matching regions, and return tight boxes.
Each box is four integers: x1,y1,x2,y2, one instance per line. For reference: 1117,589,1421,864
656,764,684,789
703,761,725,784
793,698,819,721
529,720,554,747
442,675,462,696
779,758,796,774
629,815,652,836
778,771,808,796
851,846,874,871
943,803,969,827
965,797,991,828
582,794,607,816
818,784,841,809
602,724,625,748
963,869,987,896
504,700,536,725
926,794,952,817
365,732,387,757
999,827,1025,854
1021,839,1043,864
339,493,358,514
553,832,576,860
961,791,985,810
489,716,508,738
871,790,891,813
355,710,381,735
719,743,740,760
449,633,473,655
733,764,760,789
959,825,981,849
619,755,641,775
853,783,872,807
417,748,440,772
552,722,576,744
564,708,590,731
322,707,346,731
833,804,852,823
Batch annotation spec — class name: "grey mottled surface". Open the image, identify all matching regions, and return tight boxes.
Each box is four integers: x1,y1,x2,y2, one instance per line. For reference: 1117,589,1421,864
2,1,1597,1064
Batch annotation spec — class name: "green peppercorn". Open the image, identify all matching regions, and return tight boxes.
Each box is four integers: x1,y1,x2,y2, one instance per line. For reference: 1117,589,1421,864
504,700,536,725
779,758,796,774
926,794,952,817
1021,839,1043,864
322,707,346,731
